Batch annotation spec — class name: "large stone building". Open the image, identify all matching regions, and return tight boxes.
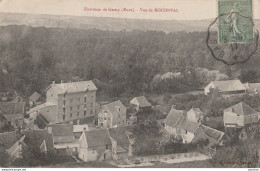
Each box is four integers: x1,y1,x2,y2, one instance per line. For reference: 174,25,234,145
29,80,97,125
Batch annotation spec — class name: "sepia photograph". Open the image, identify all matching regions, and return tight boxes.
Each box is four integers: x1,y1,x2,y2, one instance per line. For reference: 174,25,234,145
0,0,259,169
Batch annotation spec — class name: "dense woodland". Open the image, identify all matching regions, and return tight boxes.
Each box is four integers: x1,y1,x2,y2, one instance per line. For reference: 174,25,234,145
0,25,260,98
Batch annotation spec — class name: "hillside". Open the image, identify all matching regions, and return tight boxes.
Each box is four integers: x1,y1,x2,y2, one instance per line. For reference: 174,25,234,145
0,13,220,33
0,25,260,97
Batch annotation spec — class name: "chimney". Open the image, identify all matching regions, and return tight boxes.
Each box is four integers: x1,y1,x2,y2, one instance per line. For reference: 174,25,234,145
47,126,52,134
52,81,55,85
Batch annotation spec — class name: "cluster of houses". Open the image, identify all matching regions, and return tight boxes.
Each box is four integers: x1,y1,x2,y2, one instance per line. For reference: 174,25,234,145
0,79,259,164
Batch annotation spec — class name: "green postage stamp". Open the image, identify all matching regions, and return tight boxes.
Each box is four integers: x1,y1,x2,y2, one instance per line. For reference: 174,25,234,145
218,0,253,43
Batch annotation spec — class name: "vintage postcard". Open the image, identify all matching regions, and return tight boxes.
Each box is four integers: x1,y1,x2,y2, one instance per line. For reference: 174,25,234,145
0,0,259,169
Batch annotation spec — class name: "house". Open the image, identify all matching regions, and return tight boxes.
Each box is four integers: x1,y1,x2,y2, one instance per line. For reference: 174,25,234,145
204,80,246,95
23,129,54,153
223,102,259,127
0,131,25,158
186,107,204,123
0,102,25,129
108,125,134,160
30,80,97,124
164,106,226,146
78,129,112,162
130,96,152,111
164,106,186,139
29,92,41,106
243,83,260,95
98,100,127,128
48,124,78,155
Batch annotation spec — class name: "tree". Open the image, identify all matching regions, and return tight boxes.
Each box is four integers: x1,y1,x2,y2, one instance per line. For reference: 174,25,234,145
0,148,10,167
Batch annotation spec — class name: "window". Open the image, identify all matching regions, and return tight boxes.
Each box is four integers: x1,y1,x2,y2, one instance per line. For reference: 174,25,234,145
84,111,86,117
84,104,87,108
90,110,92,114
91,103,93,107
77,105,80,109
70,99,73,103
70,113,72,118
84,97,87,103
78,98,80,102
70,106,73,111
185,130,188,134
106,145,109,149
63,115,65,121
77,112,80,117
63,100,66,106
63,107,66,113
123,120,124,124
51,94,53,97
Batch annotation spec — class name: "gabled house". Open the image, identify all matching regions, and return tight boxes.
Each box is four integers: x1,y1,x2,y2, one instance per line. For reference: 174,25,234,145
29,92,41,106
78,129,112,162
48,124,78,155
108,125,134,160
164,106,186,139
0,131,25,159
186,107,204,123
98,100,127,128
223,102,259,128
0,102,25,129
130,96,152,112
164,106,226,146
23,129,54,153
204,80,246,95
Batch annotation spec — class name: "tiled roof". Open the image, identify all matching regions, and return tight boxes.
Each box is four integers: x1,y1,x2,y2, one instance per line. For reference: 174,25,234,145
224,102,258,116
45,80,97,94
84,129,111,148
29,92,41,102
131,96,152,107
165,108,186,128
180,119,200,134
200,125,225,142
0,102,25,114
209,80,245,92
108,125,133,150
24,129,54,150
27,103,56,114
105,100,126,117
73,124,89,132
51,124,73,137
0,131,24,149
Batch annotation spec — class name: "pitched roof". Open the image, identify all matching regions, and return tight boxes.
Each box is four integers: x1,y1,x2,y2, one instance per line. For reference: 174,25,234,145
24,129,54,150
165,108,186,128
131,96,152,107
84,129,111,148
51,124,73,137
29,92,41,102
224,102,258,116
209,80,245,92
200,125,225,142
108,125,133,150
45,80,97,94
27,102,56,114
180,119,200,134
0,131,24,149
0,102,25,114
105,100,126,115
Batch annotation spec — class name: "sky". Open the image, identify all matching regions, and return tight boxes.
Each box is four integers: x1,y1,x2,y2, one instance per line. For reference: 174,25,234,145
0,0,259,20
